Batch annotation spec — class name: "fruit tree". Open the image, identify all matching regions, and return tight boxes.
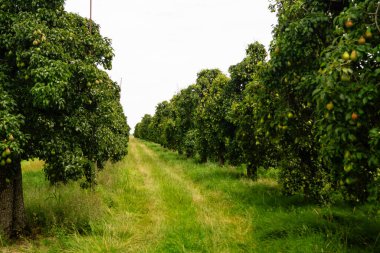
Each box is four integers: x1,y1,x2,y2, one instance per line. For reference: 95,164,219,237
0,0,129,238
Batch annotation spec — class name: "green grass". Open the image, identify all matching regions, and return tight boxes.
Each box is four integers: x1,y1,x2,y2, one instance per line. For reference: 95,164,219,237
143,140,380,253
1,139,380,252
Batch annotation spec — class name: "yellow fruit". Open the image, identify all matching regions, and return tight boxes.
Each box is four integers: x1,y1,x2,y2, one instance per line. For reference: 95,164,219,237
350,50,358,61
287,112,294,118
358,36,366,45
326,102,334,111
351,112,359,120
0,160,5,166
6,158,11,164
8,134,15,141
345,20,354,28
274,47,280,54
33,40,40,46
364,30,372,39
4,148,11,156
342,51,350,61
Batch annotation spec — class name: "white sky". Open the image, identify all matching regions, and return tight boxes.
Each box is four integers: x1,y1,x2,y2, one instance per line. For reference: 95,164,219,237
64,0,277,131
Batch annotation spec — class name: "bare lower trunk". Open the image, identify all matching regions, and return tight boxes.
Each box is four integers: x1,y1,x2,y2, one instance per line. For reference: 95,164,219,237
218,155,225,166
218,145,226,166
0,158,26,239
247,163,258,180
200,153,207,163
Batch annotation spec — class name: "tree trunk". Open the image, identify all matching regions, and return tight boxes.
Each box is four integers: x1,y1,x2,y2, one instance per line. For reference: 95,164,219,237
247,163,258,180
200,152,207,163
0,158,26,239
218,154,225,166
218,145,226,166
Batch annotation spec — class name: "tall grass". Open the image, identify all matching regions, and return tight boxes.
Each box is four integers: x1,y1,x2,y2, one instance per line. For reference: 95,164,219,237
2,141,380,252
20,160,105,237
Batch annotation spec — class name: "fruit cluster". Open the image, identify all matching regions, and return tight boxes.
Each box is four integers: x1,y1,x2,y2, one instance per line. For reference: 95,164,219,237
32,29,46,47
0,134,14,167
1,148,12,166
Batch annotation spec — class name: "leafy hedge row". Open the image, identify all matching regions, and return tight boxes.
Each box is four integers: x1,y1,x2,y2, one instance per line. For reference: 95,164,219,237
135,0,380,203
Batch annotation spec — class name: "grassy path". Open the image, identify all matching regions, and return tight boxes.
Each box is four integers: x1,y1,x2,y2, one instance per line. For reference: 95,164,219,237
134,139,255,252
60,137,255,252
2,137,380,252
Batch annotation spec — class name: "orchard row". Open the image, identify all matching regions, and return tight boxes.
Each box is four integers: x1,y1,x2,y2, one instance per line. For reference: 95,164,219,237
135,0,380,203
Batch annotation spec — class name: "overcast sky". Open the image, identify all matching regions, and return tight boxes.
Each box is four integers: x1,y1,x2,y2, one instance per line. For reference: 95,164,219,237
64,0,277,131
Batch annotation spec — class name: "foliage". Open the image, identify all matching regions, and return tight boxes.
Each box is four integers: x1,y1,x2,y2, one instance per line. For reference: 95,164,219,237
193,69,231,164
134,114,153,141
134,0,380,204
258,0,338,200
0,0,130,185
313,0,380,202
170,85,199,155
228,42,272,177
